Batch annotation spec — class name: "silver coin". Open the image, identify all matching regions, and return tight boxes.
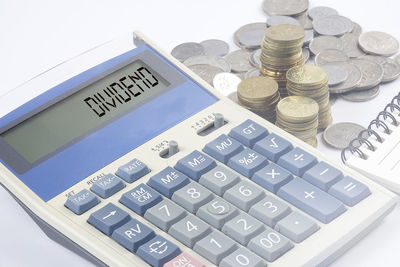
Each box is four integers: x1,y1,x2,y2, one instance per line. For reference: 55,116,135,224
351,22,362,36
308,6,339,21
188,64,224,85
184,55,231,72
302,47,310,62
309,36,344,55
323,122,365,149
200,39,230,57
313,15,353,37
249,49,262,68
321,63,349,86
234,23,267,50
315,49,349,66
329,62,362,94
340,33,365,58
213,72,242,97
350,58,384,90
171,42,205,62
262,0,309,16
359,31,400,57
341,85,380,102
304,29,314,46
293,11,313,30
266,15,301,27
225,50,253,73
244,68,261,79
395,54,400,66
360,55,400,83
329,94,338,106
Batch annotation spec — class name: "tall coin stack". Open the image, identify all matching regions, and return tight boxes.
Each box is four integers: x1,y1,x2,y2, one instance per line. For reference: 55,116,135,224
260,24,305,97
286,65,333,130
276,96,319,147
237,76,280,123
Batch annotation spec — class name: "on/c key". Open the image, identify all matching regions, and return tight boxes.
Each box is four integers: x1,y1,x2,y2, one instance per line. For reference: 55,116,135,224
164,252,206,267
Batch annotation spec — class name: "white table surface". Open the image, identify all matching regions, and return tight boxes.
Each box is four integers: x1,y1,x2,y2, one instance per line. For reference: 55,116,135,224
1,0,400,266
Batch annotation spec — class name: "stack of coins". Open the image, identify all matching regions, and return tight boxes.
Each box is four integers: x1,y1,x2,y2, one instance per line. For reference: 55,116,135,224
237,76,280,122
286,64,333,129
260,24,305,97
276,96,319,147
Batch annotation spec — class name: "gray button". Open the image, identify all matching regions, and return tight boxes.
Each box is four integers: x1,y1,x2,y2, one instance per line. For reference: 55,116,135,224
196,197,239,229
303,161,344,191
171,182,213,213
193,230,237,264
168,214,211,248
222,213,264,245
223,180,264,211
220,247,265,267
275,211,319,243
199,165,240,196
248,229,293,262
144,199,186,231
249,195,291,227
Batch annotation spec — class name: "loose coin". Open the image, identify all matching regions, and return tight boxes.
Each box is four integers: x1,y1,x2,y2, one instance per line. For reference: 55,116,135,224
329,62,362,94
293,11,313,30
323,122,365,149
262,0,309,16
395,54,400,65
234,23,267,50
314,49,349,66
313,15,353,36
309,36,344,55
359,31,399,56
225,50,253,73
249,49,262,68
184,55,231,72
350,58,384,90
188,64,224,85
308,6,339,21
340,33,365,58
341,85,380,102
351,22,362,36
321,63,349,86
303,48,310,62
360,55,400,83
266,15,301,27
200,39,230,57
213,72,242,97
304,29,314,45
244,68,260,79
171,42,205,62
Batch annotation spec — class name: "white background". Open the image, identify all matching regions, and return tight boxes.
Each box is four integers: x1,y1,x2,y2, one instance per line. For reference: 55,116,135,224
1,0,400,266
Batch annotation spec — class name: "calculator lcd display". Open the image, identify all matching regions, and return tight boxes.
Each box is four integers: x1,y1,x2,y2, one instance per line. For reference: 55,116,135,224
1,60,170,163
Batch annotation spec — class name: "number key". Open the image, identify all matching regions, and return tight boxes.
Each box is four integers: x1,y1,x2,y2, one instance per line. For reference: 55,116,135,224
222,213,264,245
194,230,237,264
196,197,239,229
199,165,240,196
144,199,186,231
168,214,211,248
220,247,265,267
223,180,264,211
249,195,291,227
171,182,213,213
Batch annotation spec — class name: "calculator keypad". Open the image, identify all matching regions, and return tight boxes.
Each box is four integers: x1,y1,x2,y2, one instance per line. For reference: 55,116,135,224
71,118,374,266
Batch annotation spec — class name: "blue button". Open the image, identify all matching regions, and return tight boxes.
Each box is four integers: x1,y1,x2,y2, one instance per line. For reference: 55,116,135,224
87,203,131,236
227,148,268,178
229,119,268,147
252,163,293,193
65,189,100,215
277,147,317,176
328,176,371,207
112,219,155,252
203,134,244,163
137,235,181,267
175,150,217,181
120,184,162,215
90,174,125,198
303,162,344,191
253,133,293,162
147,167,190,198
116,158,150,183
278,178,346,223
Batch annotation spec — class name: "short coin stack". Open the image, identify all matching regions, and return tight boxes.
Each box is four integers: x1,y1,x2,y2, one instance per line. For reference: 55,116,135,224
237,76,280,123
286,65,332,130
260,24,305,97
276,96,319,147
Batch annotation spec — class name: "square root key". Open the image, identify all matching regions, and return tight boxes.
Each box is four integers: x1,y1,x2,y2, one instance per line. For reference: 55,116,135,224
253,133,293,162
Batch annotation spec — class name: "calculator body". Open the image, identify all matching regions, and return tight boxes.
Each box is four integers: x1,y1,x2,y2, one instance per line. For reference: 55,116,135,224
0,32,397,267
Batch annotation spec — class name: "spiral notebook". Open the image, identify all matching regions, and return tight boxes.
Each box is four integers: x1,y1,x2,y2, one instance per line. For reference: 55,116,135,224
343,92,400,193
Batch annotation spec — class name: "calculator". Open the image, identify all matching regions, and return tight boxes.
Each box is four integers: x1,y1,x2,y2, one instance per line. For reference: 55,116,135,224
0,32,396,267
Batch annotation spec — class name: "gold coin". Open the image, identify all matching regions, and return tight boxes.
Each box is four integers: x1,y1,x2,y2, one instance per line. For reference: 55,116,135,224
265,24,305,43
286,65,328,86
237,76,279,101
277,96,319,122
